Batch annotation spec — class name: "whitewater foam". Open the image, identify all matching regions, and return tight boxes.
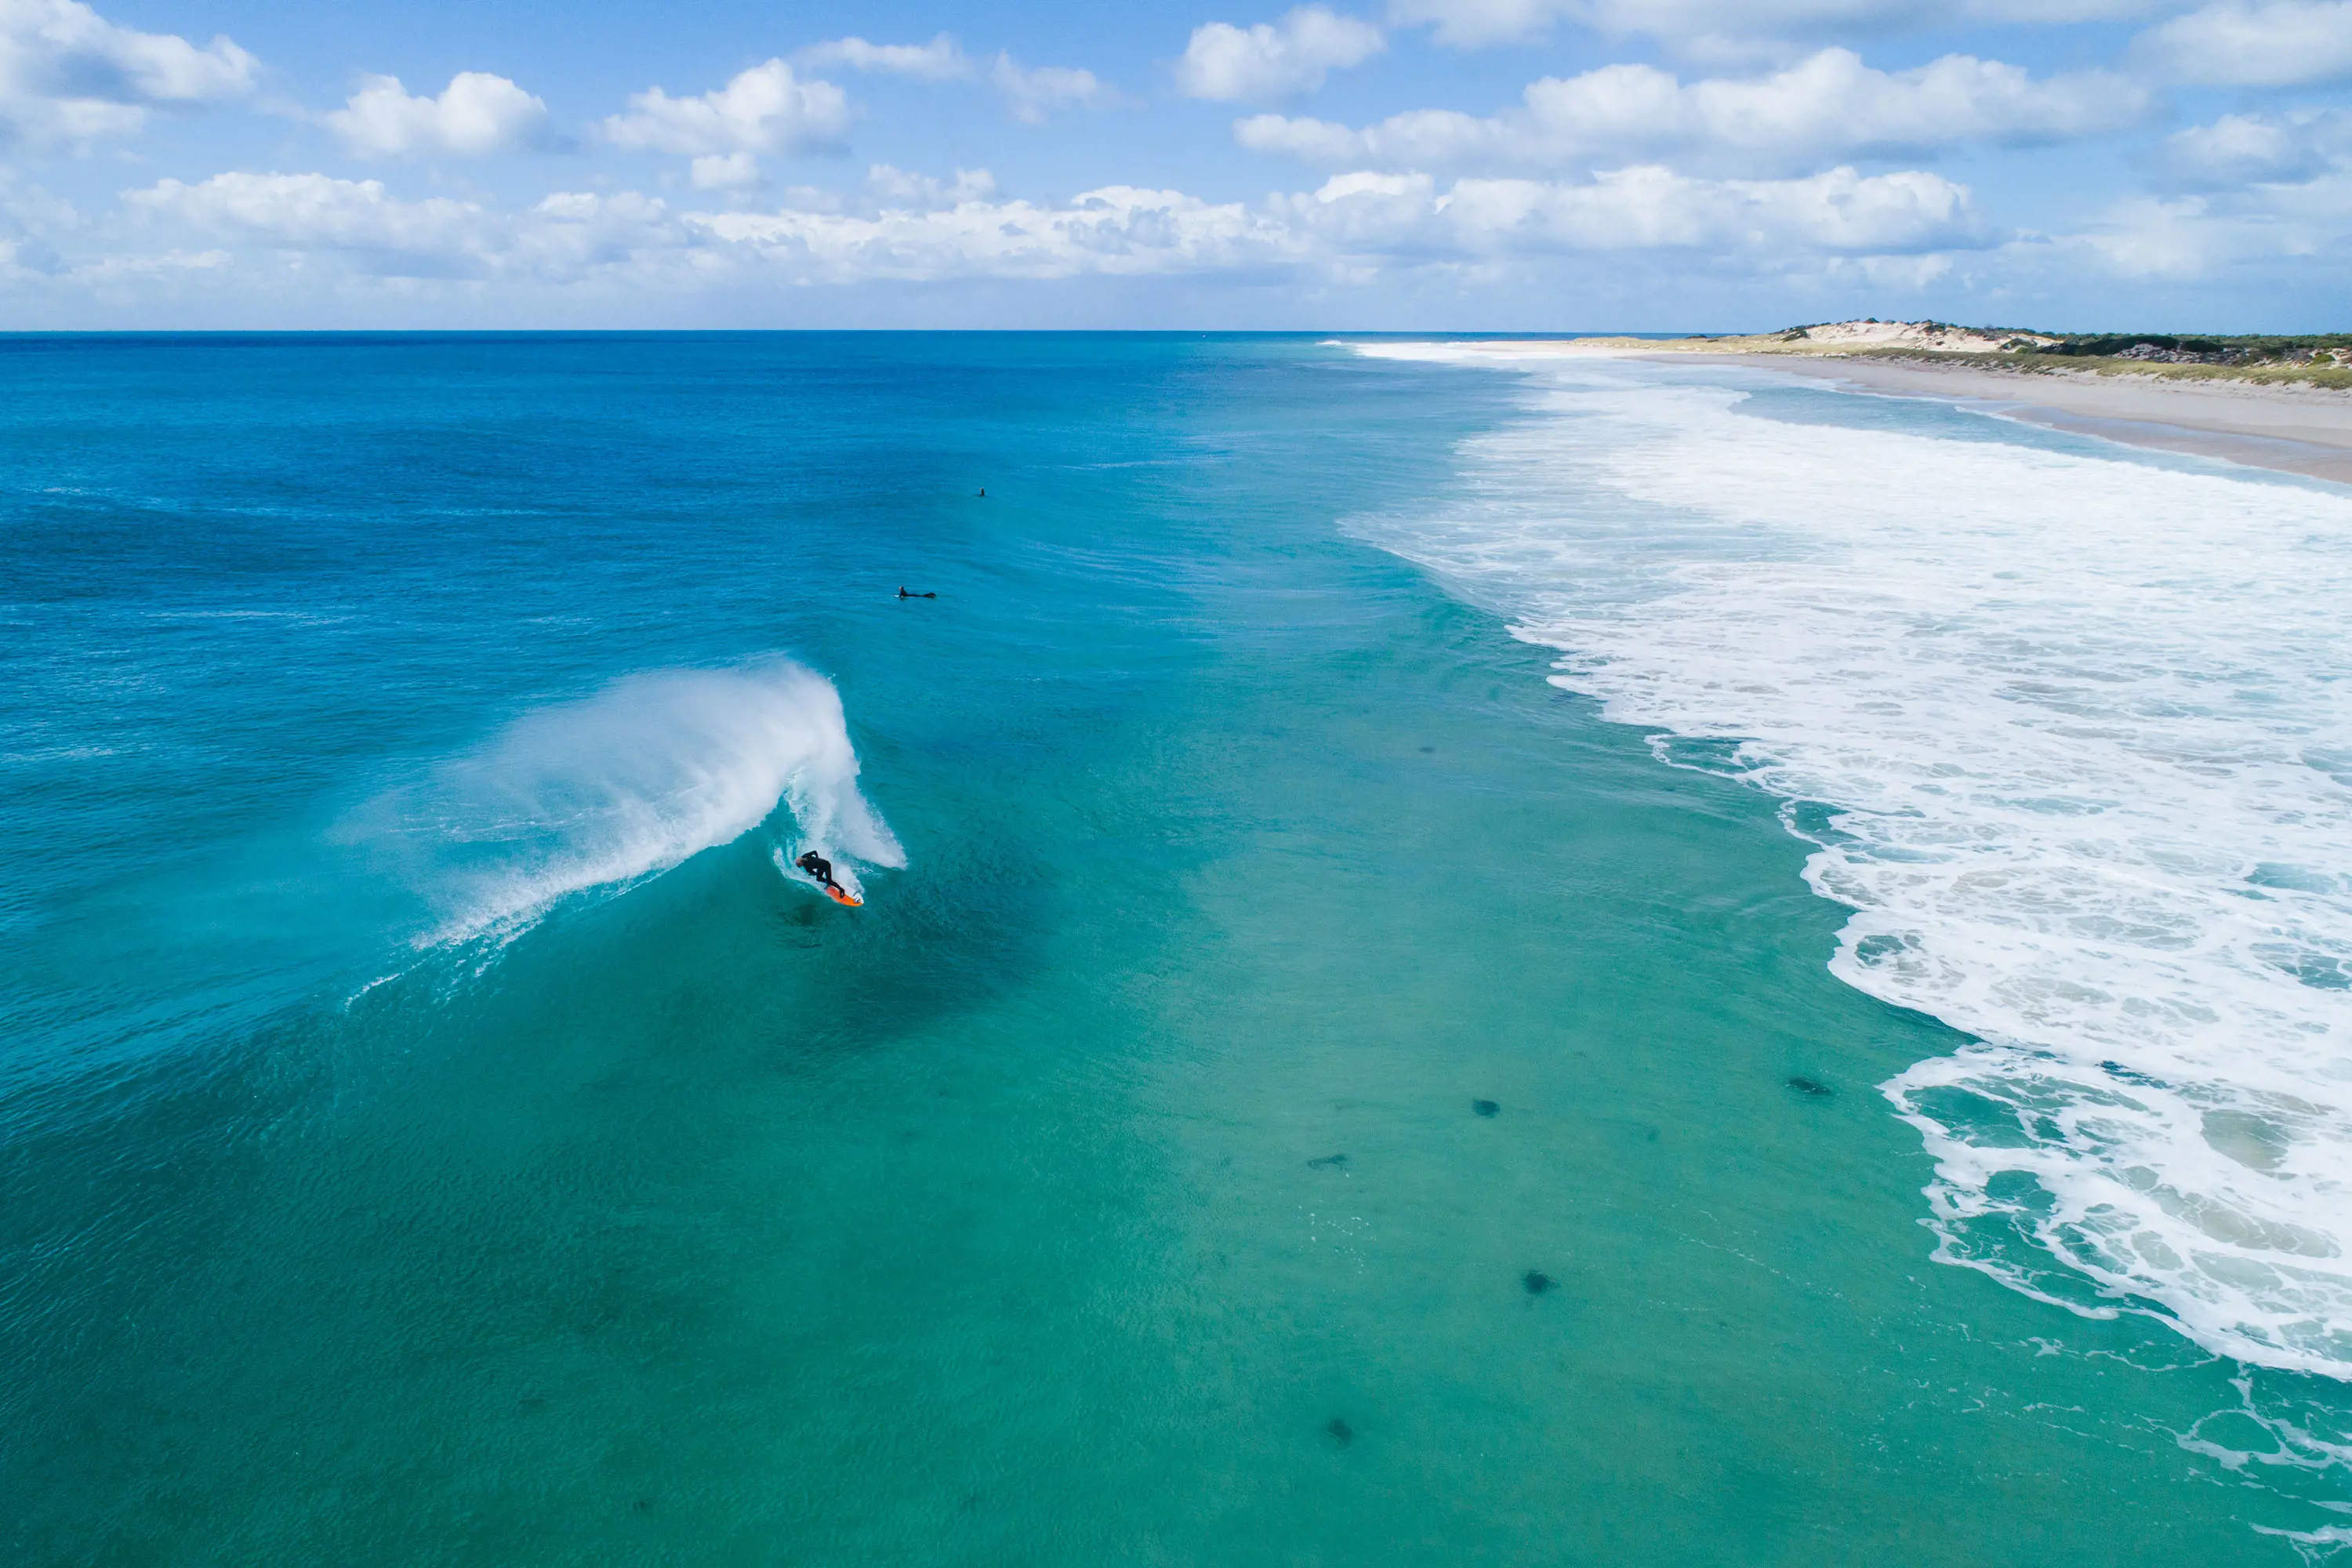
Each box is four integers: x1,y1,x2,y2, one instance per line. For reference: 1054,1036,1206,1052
1350,343,2352,1377
361,662,902,944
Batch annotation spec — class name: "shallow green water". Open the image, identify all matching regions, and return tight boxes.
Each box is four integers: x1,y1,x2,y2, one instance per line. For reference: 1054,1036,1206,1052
2,334,2339,1564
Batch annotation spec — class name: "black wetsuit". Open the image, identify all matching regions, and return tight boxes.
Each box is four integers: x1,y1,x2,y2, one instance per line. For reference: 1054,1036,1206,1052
796,851,837,888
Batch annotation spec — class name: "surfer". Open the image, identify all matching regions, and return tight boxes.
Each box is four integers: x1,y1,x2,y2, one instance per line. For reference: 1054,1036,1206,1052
897,586,936,599
795,848,863,906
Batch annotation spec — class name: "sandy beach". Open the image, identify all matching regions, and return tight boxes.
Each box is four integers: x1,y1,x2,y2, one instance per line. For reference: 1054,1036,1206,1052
1450,340,2352,485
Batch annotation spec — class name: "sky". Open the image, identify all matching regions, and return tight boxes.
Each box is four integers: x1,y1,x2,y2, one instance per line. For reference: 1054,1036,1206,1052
2,0,2350,328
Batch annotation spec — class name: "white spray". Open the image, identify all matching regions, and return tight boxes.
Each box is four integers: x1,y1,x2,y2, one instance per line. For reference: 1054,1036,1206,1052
368,660,902,942
1350,342,2352,1380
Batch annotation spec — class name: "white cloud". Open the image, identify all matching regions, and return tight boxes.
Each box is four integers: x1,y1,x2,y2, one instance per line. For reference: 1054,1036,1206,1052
122,172,709,284
1235,115,1364,162
1177,8,1385,102
792,36,1120,123
2002,105,2352,281
1386,0,1584,48
2057,194,2234,276
2133,2,2352,86
865,163,1000,208
690,151,760,189
107,154,1980,299
70,245,230,281
1393,0,1895,50
125,172,489,267
325,73,549,158
117,170,1268,289
1289,163,1977,252
699,182,1290,280
792,37,1116,124
990,54,1119,123
707,165,1968,282
510,190,699,280
1236,49,2143,174
604,59,849,176
1838,249,1955,289
2158,109,2352,183
798,34,971,80
0,0,256,145
1388,0,2174,53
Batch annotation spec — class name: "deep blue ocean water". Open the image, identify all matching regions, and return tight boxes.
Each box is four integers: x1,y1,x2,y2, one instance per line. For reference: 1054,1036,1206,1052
5,333,2350,1564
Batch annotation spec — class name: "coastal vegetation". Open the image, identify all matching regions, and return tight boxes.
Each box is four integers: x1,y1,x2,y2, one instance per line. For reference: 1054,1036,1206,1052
1624,320,2352,388
1991,332,2352,387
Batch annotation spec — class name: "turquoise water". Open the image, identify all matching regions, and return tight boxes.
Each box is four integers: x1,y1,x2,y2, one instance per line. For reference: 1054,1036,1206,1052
5,333,2349,1563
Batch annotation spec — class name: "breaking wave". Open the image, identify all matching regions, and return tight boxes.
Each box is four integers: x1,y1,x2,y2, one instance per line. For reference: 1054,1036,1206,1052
1350,343,2352,1377
361,661,902,944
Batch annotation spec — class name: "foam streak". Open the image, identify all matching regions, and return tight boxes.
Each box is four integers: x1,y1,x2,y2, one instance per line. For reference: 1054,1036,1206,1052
1352,345,2352,1377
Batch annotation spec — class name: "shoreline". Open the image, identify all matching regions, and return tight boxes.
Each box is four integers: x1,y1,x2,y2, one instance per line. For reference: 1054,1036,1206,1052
1443,341,2352,485
1708,353,2352,485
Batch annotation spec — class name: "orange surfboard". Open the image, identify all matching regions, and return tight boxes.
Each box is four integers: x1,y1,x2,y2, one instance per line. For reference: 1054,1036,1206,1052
825,884,862,907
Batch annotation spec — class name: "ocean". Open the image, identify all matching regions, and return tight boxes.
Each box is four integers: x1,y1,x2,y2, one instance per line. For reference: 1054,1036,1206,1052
3,332,2348,1564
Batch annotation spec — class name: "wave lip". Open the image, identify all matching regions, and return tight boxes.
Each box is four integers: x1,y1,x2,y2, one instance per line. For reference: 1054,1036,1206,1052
1349,357,2352,1377
365,661,902,944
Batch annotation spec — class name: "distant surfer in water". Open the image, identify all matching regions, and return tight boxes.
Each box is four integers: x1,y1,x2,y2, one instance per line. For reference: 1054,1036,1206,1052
795,850,840,891
897,586,936,599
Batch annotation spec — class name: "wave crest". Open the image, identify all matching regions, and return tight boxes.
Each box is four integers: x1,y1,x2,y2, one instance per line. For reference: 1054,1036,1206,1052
365,661,902,942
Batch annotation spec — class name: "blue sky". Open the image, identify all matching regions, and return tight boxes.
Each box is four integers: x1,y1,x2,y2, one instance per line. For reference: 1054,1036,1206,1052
5,0,2350,327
